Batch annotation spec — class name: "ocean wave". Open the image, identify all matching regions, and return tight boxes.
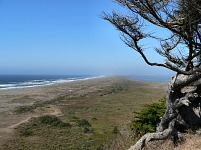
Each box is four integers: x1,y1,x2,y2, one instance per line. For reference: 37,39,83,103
0,75,104,90
0,84,17,88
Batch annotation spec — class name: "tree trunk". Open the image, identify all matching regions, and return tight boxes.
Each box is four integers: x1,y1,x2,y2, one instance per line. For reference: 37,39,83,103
129,74,201,150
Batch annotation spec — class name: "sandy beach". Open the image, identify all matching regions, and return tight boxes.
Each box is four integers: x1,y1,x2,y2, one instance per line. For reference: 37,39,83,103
0,77,166,150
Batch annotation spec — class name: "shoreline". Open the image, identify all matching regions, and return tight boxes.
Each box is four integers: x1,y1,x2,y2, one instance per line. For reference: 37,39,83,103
0,76,109,113
0,75,106,91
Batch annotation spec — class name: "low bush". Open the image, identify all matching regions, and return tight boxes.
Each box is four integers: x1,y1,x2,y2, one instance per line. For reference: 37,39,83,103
15,105,34,114
83,127,94,133
77,119,91,127
20,130,33,137
112,126,119,134
130,97,166,136
39,115,71,128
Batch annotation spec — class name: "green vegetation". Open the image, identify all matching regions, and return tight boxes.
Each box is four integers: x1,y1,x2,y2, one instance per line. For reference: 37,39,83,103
77,119,91,127
112,126,119,134
130,97,166,136
20,130,33,137
15,105,35,114
39,115,71,128
83,127,94,133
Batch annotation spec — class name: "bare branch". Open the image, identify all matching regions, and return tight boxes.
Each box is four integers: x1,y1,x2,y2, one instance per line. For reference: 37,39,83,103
103,0,201,75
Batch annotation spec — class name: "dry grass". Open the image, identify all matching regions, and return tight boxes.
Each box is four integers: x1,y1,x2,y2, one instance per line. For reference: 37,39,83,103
174,131,201,150
0,77,166,150
142,130,201,150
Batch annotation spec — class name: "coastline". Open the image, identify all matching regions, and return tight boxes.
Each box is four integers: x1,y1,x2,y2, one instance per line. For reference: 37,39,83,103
0,75,105,91
0,76,166,149
0,76,107,113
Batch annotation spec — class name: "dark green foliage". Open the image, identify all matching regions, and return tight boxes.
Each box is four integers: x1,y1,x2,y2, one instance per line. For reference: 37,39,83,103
84,127,90,133
20,130,33,137
92,117,98,121
77,119,91,127
112,126,119,134
15,106,34,114
97,144,105,150
39,115,71,128
131,97,166,136
83,127,94,133
72,116,79,120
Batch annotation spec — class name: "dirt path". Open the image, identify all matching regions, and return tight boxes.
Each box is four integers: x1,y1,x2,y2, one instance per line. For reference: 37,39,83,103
9,105,62,129
0,105,62,146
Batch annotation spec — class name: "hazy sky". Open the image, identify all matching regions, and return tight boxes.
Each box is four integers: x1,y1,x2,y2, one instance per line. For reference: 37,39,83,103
0,0,174,75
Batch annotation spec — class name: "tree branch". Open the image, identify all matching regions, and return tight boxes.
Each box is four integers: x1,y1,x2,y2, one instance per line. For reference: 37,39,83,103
128,120,175,150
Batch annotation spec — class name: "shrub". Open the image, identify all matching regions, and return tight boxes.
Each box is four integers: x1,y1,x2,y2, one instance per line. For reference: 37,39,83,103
92,117,98,121
39,115,71,128
77,119,91,127
84,127,90,133
130,97,166,136
15,106,34,114
20,130,33,137
83,127,94,133
112,126,119,134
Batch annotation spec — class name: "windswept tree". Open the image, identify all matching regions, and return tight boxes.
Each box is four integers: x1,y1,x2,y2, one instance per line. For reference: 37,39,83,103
103,0,201,149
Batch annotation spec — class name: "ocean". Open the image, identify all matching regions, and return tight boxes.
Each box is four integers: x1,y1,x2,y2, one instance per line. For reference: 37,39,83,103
0,75,97,90
0,74,172,90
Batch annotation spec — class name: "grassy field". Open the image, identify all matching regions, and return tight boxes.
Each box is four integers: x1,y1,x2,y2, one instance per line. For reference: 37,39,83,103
0,77,166,150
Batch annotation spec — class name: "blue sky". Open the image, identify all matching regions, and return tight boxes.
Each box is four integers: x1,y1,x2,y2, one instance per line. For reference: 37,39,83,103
0,0,174,75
